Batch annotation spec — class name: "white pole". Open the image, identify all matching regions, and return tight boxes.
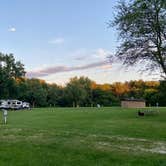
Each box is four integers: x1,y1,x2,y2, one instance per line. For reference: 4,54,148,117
2,109,7,124
4,116,7,124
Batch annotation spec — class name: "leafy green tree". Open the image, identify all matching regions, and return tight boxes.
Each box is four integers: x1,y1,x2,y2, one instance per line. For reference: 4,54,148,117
143,89,158,106
127,80,145,98
110,0,166,78
16,78,29,101
157,80,166,106
0,53,25,98
77,77,93,106
47,84,62,107
26,79,47,107
92,88,119,106
65,77,88,107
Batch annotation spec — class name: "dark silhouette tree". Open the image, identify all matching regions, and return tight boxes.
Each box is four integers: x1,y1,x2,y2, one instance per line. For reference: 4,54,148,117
109,0,166,78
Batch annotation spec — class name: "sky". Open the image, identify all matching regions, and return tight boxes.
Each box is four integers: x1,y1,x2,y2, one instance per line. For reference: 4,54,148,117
0,0,158,85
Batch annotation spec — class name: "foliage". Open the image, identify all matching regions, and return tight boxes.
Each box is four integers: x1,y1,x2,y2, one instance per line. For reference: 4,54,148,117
92,88,119,106
0,53,25,98
157,80,166,105
64,77,91,107
110,0,166,78
47,84,62,107
1,76,164,107
26,79,48,107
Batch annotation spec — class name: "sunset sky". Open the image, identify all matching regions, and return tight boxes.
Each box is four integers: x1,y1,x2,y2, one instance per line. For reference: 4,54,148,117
0,0,158,85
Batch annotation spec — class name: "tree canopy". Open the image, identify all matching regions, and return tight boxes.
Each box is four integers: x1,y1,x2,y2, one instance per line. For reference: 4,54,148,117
0,53,26,98
109,0,166,78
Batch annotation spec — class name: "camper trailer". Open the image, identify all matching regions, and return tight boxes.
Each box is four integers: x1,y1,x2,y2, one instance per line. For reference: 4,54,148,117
0,100,9,109
22,102,30,109
9,100,23,110
0,100,30,110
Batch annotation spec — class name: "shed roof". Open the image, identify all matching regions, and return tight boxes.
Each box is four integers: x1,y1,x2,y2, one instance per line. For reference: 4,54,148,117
121,98,145,102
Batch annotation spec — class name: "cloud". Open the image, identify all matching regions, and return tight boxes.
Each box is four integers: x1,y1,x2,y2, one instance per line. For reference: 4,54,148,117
101,64,112,69
48,37,65,44
74,55,87,61
27,61,110,78
73,48,112,61
71,49,89,61
95,48,111,58
8,27,16,32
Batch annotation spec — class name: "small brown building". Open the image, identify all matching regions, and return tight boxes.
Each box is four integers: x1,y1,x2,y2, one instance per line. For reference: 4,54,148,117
121,98,146,108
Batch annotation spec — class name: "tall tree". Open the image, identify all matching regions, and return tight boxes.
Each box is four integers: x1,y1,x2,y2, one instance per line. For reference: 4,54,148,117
26,79,47,107
0,53,25,98
77,77,93,106
47,84,62,107
65,77,88,107
109,0,166,78
157,80,166,106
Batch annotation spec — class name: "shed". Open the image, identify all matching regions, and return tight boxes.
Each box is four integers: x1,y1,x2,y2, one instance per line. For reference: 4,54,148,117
121,98,146,108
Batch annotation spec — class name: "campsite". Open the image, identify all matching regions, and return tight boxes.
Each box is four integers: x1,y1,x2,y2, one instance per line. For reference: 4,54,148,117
0,0,166,165
0,107,166,166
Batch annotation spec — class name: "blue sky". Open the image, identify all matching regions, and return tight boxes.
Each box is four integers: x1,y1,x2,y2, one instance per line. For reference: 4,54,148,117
0,0,157,85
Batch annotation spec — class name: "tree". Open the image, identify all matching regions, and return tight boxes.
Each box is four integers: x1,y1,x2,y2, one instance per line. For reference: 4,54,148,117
77,77,93,106
0,53,25,98
16,78,28,100
65,77,89,107
111,82,129,98
143,88,158,106
109,0,166,78
92,88,119,106
26,79,47,107
157,80,166,106
47,84,62,107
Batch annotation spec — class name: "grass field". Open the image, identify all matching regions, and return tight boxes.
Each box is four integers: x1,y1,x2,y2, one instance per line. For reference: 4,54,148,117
0,107,166,166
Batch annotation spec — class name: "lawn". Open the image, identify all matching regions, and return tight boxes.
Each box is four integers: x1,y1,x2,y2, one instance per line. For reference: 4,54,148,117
0,107,166,166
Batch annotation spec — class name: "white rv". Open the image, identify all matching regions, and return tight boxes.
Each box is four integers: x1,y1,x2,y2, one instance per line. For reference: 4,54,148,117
22,102,30,109
9,100,23,110
0,100,30,110
0,100,9,109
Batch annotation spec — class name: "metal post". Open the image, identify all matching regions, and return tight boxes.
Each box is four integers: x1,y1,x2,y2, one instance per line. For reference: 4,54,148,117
2,109,8,124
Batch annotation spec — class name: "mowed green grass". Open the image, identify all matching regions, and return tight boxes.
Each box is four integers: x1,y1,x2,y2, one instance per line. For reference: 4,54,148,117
0,107,166,166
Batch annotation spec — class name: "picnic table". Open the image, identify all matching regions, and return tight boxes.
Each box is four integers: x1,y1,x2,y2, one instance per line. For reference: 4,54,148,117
138,109,159,116
144,109,159,115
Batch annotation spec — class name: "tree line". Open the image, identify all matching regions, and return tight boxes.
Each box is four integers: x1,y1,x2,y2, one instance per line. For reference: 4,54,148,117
1,76,166,107
0,52,166,107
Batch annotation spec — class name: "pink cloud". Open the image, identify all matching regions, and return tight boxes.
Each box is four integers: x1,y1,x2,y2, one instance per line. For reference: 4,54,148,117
27,61,110,78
